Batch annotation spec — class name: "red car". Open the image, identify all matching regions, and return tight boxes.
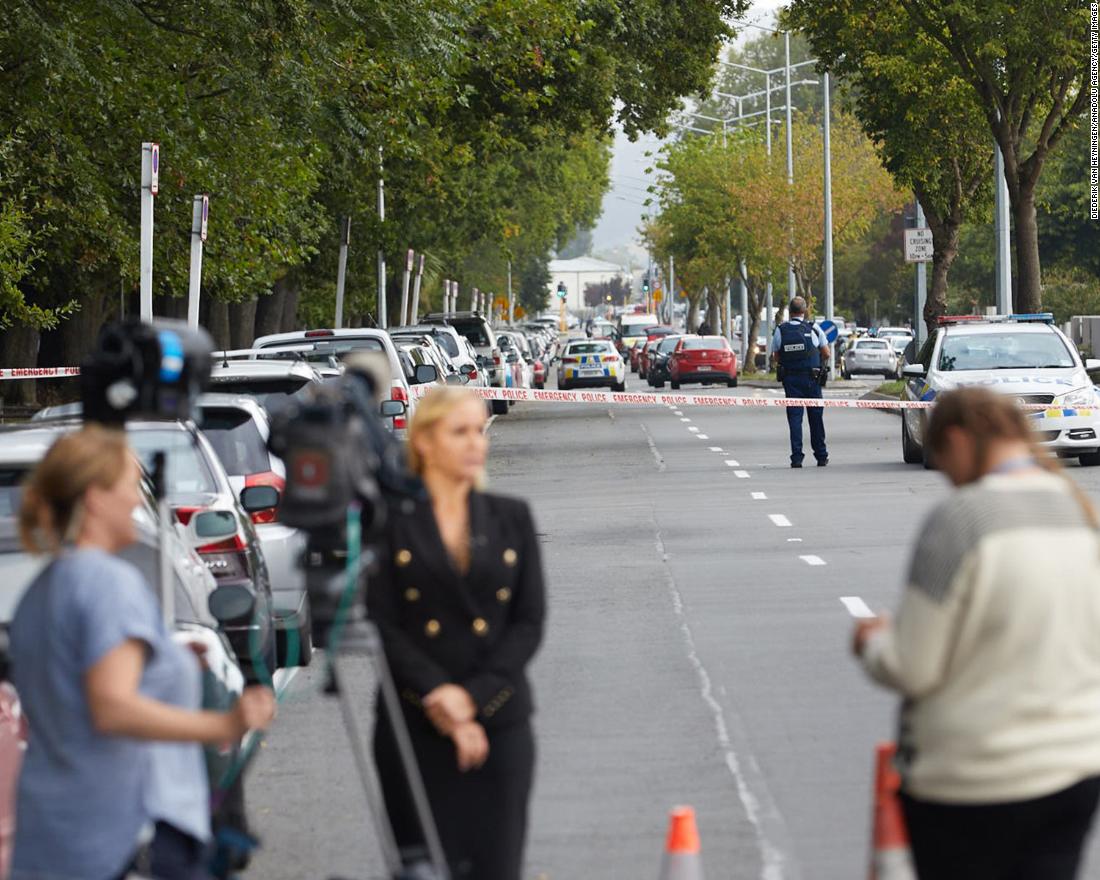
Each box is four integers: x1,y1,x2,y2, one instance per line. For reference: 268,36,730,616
532,358,546,390
637,338,661,378
630,327,675,373
669,335,738,389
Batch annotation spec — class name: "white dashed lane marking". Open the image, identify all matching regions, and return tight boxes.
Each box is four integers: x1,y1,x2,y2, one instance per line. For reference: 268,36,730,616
800,555,827,566
751,492,767,500
681,418,692,423
768,514,792,528
696,434,710,439
709,447,723,452
723,460,742,467
734,470,751,479
840,596,875,618
688,426,700,433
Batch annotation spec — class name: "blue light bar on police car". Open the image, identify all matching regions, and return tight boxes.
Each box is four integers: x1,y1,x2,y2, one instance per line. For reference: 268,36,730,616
1008,313,1054,323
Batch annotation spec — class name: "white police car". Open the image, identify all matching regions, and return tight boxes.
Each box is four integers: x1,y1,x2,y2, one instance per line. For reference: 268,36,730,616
901,314,1100,467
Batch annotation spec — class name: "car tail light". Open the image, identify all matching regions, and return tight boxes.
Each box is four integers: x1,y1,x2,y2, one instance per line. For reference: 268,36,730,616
198,533,251,580
198,533,248,554
492,348,502,367
390,383,408,430
562,356,579,364
467,368,479,381
304,329,335,338
174,507,202,526
245,471,284,524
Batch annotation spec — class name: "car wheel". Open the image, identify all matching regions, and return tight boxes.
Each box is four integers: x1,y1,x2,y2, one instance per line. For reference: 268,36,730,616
491,399,508,415
841,368,850,380
922,438,936,470
653,379,664,389
902,414,923,464
277,616,314,668
727,376,738,387
612,381,626,392
1080,450,1100,467
535,382,544,390
670,380,680,390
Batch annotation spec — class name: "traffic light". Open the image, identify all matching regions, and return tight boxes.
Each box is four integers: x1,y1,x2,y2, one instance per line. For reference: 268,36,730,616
556,281,567,300
642,274,650,294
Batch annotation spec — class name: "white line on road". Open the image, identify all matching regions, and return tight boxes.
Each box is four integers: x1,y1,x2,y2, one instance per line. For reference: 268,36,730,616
787,538,803,543
734,470,750,478
709,447,723,452
768,514,792,528
800,555,827,566
723,460,742,467
680,417,691,422
840,596,875,618
652,526,791,880
688,426,700,433
673,411,683,416
751,492,767,500
696,434,710,439
640,423,666,473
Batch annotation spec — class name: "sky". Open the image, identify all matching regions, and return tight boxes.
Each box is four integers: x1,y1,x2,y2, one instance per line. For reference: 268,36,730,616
589,0,787,267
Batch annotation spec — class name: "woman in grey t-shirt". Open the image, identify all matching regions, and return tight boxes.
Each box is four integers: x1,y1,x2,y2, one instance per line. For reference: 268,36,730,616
9,426,276,880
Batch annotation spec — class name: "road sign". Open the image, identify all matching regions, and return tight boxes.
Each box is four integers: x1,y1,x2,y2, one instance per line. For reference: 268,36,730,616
514,305,526,318
150,142,159,196
199,194,209,242
653,288,663,302
819,320,839,344
904,228,933,263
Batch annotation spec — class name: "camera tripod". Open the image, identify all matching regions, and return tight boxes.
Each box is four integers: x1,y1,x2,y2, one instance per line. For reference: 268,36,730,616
314,519,450,880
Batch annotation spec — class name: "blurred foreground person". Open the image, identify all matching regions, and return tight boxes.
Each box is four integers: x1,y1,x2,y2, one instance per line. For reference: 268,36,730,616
369,387,545,880
10,426,275,880
853,387,1100,880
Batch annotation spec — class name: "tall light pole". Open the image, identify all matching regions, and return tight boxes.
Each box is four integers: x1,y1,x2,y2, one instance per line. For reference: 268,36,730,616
376,147,387,328
822,71,834,326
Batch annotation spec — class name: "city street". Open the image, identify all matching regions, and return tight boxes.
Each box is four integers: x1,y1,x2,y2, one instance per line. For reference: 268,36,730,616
248,387,1100,879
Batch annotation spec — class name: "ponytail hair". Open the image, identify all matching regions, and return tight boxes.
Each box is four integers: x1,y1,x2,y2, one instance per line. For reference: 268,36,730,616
19,425,131,554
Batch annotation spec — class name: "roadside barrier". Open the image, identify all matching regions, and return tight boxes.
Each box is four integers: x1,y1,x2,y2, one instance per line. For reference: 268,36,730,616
660,805,705,880
868,743,916,880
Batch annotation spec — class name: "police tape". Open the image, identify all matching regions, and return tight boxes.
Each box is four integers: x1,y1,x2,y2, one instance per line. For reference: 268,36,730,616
443,384,940,410
0,367,81,381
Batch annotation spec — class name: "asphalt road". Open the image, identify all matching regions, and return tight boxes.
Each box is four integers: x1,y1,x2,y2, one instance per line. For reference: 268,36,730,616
246,375,1100,879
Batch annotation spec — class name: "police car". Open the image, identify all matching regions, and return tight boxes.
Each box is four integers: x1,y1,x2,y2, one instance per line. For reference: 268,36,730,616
901,314,1100,467
557,339,627,392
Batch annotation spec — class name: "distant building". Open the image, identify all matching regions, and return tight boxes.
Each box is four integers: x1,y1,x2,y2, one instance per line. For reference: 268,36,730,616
548,257,629,312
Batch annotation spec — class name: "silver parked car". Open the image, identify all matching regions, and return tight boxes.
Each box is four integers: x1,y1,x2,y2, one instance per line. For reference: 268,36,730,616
842,337,900,379
197,394,312,667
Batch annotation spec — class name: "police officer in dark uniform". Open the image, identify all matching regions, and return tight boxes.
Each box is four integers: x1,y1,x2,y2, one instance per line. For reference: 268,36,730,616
772,296,831,468
368,387,545,880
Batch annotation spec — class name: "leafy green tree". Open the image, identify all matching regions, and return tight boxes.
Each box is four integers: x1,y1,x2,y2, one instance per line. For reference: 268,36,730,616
787,0,993,334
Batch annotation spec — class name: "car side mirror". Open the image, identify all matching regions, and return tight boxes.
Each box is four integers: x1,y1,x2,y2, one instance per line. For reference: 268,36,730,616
187,510,238,547
208,583,256,625
240,484,280,514
902,363,926,379
445,373,468,386
460,363,475,375
380,399,406,417
414,363,440,384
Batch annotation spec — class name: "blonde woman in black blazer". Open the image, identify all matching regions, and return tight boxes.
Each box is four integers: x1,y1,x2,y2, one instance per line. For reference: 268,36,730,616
368,387,546,880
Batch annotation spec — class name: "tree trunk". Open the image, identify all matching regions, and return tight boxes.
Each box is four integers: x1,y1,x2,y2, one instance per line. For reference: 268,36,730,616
0,325,41,405
923,220,961,335
254,279,288,339
280,280,300,333
228,299,258,349
686,295,699,334
1012,183,1042,313
206,299,230,350
59,288,107,369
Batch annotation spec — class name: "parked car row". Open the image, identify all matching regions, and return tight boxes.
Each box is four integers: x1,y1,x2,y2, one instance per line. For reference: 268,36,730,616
636,334,739,389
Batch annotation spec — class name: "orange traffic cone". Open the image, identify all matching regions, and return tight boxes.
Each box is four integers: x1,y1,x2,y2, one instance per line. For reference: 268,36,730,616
659,805,704,880
869,742,916,880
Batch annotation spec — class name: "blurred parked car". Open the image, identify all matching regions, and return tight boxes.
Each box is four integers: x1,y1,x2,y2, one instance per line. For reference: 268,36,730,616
668,336,738,389
842,337,900,379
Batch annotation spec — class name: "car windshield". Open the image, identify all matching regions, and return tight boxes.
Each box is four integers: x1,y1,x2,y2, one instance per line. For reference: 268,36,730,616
126,429,219,495
429,333,460,357
621,323,653,337
877,329,911,339
937,331,1075,371
448,320,491,347
259,337,383,364
658,337,681,352
568,343,613,355
0,467,28,552
199,408,270,477
682,337,728,351
856,340,889,350
207,377,311,410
